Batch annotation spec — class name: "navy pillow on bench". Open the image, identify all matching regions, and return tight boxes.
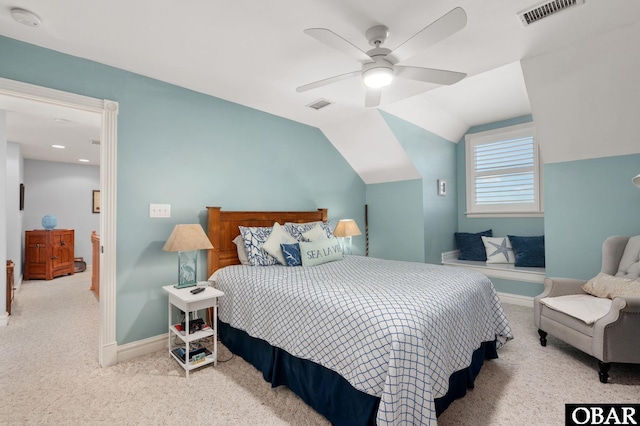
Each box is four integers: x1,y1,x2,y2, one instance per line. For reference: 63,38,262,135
455,230,493,261
508,235,545,267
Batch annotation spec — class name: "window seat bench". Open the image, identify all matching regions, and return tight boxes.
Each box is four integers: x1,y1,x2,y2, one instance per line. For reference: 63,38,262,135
441,250,546,284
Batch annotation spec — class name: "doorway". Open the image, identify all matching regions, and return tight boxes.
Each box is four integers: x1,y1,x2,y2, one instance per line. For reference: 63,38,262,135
0,76,118,367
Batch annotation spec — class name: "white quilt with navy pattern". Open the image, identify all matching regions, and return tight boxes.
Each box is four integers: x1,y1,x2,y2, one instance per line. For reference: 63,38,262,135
213,255,513,425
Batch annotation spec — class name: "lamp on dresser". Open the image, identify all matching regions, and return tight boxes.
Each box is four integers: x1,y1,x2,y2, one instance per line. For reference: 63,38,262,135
333,219,362,255
163,224,214,288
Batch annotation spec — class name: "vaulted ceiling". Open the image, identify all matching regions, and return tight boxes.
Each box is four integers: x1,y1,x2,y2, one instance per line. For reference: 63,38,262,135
1,0,639,182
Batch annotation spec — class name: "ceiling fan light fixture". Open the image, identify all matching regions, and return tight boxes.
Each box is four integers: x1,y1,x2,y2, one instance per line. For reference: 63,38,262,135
362,65,394,89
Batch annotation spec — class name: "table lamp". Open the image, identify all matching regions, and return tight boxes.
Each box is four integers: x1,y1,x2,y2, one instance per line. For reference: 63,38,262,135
163,224,213,288
333,219,361,255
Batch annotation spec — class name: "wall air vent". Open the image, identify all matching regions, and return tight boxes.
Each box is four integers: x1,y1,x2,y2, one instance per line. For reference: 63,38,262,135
91,139,101,145
306,99,333,110
518,0,585,26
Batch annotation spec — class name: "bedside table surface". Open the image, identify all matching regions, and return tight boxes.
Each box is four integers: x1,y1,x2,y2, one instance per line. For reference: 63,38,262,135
163,285,224,312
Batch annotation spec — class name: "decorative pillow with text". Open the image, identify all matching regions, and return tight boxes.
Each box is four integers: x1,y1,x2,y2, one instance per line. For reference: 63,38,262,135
299,238,343,267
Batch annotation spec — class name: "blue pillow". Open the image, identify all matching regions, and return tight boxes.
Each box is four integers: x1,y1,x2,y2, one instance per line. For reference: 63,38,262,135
455,230,493,261
281,243,302,266
508,235,545,267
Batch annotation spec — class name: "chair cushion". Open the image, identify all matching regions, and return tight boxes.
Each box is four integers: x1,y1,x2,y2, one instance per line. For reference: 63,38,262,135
616,235,640,279
540,294,611,324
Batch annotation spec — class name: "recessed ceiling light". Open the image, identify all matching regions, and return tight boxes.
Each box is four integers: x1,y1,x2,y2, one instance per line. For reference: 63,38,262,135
10,8,41,27
52,145,65,149
54,118,71,124
79,159,90,163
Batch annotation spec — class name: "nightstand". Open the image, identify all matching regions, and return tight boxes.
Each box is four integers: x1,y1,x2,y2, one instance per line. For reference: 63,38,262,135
163,284,224,378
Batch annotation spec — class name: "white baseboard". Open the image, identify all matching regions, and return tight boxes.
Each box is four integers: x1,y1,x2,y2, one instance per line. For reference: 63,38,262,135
117,333,168,363
498,292,534,308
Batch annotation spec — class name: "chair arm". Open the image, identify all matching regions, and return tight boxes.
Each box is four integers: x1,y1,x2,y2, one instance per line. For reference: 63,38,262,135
538,277,587,299
593,296,640,363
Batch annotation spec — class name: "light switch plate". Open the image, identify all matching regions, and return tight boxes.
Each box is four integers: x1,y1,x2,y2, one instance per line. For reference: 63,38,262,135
149,203,171,218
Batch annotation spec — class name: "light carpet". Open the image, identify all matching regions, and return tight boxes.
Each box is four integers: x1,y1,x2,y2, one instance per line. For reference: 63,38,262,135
1,270,638,425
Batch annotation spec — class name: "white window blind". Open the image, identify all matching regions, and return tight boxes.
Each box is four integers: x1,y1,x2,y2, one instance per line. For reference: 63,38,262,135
465,123,542,217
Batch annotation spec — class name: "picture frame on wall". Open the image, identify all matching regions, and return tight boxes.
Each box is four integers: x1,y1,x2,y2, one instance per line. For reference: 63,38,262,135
92,190,101,213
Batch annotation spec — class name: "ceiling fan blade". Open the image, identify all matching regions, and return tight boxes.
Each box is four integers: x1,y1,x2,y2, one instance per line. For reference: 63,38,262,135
395,66,466,85
304,28,372,63
391,7,467,63
296,70,361,93
365,88,382,108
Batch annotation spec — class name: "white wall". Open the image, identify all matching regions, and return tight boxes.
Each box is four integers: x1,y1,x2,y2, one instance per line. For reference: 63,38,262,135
24,160,99,263
1,110,7,324
521,20,640,164
6,142,23,287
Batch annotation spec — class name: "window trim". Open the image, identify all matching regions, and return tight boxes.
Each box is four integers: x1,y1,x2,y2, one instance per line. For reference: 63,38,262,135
465,122,543,218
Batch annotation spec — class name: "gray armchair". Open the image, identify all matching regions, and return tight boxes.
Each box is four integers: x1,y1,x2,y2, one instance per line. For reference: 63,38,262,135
534,235,640,383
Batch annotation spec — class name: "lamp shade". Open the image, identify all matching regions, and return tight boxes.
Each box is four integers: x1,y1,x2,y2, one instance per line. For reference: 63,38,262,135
633,174,640,188
162,224,213,252
333,219,362,237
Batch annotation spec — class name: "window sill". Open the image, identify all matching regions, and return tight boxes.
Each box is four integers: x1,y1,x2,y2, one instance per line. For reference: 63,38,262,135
465,211,544,219
441,250,545,284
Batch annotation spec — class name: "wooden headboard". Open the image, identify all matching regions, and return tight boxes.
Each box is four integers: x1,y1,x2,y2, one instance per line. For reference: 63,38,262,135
206,207,328,277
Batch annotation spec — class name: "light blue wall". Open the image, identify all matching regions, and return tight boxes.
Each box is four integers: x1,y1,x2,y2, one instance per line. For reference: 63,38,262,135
490,278,544,299
366,179,425,262
0,36,365,344
376,111,458,264
544,153,640,279
24,160,100,262
456,115,545,237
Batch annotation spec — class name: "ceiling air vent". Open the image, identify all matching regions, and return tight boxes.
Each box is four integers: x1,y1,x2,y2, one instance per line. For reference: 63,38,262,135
306,99,333,110
518,0,585,26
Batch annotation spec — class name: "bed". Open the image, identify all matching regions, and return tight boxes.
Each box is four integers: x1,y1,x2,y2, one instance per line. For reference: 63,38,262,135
206,207,513,425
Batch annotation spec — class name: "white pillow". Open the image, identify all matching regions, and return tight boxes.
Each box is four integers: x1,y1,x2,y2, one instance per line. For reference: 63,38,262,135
232,235,250,265
302,223,330,242
481,236,515,264
582,272,640,299
261,222,297,265
299,237,343,267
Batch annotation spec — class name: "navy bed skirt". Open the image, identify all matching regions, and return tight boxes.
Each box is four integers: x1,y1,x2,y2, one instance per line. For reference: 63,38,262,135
219,321,498,425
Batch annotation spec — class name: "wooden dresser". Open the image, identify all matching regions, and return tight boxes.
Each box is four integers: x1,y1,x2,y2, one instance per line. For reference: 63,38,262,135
24,229,75,280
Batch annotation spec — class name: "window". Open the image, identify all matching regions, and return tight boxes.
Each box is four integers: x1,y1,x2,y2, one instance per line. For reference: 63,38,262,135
465,123,542,217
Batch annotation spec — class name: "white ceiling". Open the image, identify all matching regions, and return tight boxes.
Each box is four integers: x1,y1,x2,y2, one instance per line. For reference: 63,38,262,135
1,0,639,175
0,94,101,164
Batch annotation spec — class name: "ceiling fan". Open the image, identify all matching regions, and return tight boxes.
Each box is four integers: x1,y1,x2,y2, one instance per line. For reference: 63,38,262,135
296,7,468,108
